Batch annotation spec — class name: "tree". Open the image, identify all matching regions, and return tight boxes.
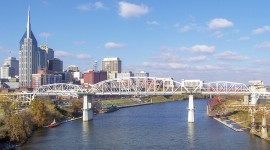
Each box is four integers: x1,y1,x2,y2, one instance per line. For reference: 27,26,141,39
30,99,46,127
4,112,33,144
70,99,83,117
30,98,62,127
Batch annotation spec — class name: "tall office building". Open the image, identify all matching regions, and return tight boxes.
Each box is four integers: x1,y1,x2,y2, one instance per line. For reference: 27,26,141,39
1,57,19,78
102,57,121,79
40,45,54,60
48,58,63,73
19,9,38,87
37,45,54,70
37,48,47,70
0,63,15,79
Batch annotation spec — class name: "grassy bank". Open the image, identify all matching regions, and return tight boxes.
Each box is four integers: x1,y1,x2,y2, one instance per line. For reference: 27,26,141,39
100,94,207,107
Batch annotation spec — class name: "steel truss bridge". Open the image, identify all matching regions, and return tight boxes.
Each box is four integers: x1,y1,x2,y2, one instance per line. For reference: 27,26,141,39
1,77,269,102
1,77,270,123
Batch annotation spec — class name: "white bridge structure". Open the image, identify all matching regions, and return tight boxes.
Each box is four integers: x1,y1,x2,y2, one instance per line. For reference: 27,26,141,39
1,77,269,123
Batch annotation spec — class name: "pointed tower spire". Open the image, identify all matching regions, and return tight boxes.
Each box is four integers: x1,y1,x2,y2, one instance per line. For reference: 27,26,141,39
26,7,31,38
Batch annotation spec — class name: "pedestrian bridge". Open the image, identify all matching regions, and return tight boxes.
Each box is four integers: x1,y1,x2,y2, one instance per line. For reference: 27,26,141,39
32,77,262,98
1,77,269,122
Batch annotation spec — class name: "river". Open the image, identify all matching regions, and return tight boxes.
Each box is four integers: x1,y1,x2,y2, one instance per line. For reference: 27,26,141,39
20,99,270,150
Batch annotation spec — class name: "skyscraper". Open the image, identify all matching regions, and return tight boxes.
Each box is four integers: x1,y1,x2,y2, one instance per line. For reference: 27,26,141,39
37,48,47,70
102,57,122,79
39,45,54,69
0,63,15,79
19,9,38,87
48,58,63,73
0,57,19,78
40,45,54,60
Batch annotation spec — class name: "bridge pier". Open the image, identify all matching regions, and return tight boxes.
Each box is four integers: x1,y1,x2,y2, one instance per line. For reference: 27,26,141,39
261,114,268,139
83,95,93,121
206,105,211,116
244,95,249,105
250,94,258,105
250,111,256,134
188,95,194,123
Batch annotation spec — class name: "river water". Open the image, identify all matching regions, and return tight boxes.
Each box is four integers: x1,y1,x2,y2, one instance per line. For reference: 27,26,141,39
20,99,270,150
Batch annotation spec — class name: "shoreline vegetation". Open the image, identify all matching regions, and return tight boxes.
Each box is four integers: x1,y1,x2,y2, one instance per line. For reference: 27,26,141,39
0,97,83,149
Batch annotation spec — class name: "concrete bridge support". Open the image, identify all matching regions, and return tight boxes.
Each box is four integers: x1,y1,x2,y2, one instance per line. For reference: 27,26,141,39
261,115,268,139
250,111,256,134
83,95,93,121
188,95,194,123
206,105,210,116
250,94,258,105
244,95,249,105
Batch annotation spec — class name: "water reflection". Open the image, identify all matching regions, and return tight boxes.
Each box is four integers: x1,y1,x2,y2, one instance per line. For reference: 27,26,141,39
187,123,194,149
81,121,91,145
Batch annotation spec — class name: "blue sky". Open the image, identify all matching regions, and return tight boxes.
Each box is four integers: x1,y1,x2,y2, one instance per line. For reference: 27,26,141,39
0,0,270,84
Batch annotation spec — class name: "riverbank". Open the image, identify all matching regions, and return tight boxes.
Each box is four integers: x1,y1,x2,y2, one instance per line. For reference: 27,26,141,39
43,116,82,128
229,116,270,141
208,95,270,141
213,117,244,132
118,102,153,108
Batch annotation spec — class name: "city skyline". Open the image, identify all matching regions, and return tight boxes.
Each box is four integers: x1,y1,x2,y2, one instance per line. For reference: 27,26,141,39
0,1,270,84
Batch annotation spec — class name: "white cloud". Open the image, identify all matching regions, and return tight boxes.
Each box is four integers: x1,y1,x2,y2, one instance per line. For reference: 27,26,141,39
252,26,270,34
179,25,192,32
239,36,250,41
154,53,207,63
73,40,86,46
55,51,92,60
94,2,104,9
55,50,72,57
39,32,53,38
214,51,248,60
174,23,200,33
104,42,126,49
212,31,224,38
76,2,105,11
208,18,234,30
118,1,149,18
256,41,270,50
76,54,92,59
187,56,208,62
146,21,159,25
193,65,225,71
182,45,215,54
161,45,215,54
142,62,189,69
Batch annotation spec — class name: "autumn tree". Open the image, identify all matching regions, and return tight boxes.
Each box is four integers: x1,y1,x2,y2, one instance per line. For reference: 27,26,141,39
30,99,46,127
30,98,62,127
4,111,33,144
70,99,83,117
